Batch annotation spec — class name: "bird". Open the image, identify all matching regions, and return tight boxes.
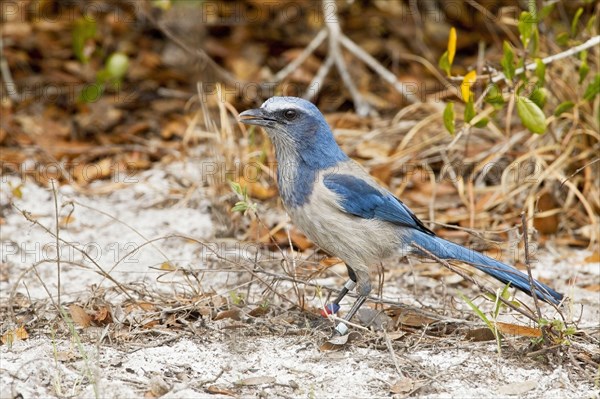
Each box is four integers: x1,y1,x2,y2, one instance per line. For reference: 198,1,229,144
239,96,564,336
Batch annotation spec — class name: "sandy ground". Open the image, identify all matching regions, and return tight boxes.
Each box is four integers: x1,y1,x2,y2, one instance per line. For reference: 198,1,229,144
1,160,599,398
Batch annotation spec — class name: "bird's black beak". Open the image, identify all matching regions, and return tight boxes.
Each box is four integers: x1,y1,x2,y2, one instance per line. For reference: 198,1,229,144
239,108,275,127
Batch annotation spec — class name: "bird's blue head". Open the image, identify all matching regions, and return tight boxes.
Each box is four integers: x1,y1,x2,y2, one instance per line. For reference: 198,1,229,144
239,97,348,169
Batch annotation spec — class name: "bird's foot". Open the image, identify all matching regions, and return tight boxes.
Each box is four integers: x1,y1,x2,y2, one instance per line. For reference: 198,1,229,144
334,322,349,336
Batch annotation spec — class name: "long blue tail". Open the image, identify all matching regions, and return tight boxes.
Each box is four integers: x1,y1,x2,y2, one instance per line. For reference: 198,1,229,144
409,231,563,305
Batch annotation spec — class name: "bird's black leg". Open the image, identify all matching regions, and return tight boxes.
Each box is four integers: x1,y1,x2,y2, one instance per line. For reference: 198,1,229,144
334,295,367,335
333,269,371,336
321,266,357,316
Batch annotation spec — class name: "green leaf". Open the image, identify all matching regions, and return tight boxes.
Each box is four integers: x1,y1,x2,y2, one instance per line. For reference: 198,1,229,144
152,0,172,10
539,3,555,19
501,41,515,82
571,7,583,37
443,102,455,135
534,58,545,85
78,83,103,103
517,96,547,134
583,74,600,101
464,95,476,123
518,11,536,48
531,26,539,56
485,84,505,109
72,16,97,63
105,52,129,82
579,50,589,84
438,51,451,76
586,15,597,34
556,32,570,46
554,101,575,116
231,202,249,213
458,293,493,332
228,180,243,196
530,87,547,109
474,117,489,128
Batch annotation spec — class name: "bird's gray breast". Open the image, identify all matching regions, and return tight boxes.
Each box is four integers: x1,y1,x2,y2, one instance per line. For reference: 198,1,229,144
286,170,402,266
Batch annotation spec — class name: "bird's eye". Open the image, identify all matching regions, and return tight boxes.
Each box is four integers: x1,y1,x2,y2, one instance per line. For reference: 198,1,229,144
284,110,297,120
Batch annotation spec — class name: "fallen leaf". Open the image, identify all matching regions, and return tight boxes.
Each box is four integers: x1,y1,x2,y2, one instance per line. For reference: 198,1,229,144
390,378,415,394
55,350,77,362
69,304,92,327
370,163,392,184
387,308,438,328
206,385,236,396
289,229,313,251
248,306,269,317
320,257,344,267
320,331,361,350
465,327,496,341
497,380,537,395
533,192,559,234
357,308,392,331
214,308,241,321
237,376,275,386
583,284,600,292
1,326,29,345
246,180,277,200
584,251,600,263
125,301,156,313
355,140,392,159
93,306,113,325
496,322,542,338
0,263,9,282
142,320,160,329
160,262,176,271
59,214,76,228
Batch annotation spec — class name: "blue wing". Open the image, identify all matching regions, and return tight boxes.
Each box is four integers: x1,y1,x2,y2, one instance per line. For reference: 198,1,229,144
323,173,435,236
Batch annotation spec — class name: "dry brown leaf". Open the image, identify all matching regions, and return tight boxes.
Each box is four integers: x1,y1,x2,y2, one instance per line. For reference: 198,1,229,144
69,304,92,328
533,192,559,234
73,158,114,185
370,164,392,185
214,308,241,321
583,284,600,292
388,308,437,328
289,229,313,251
496,322,542,338
248,306,269,317
320,331,360,350
197,306,213,317
245,180,277,200
161,119,186,140
0,262,9,282
125,301,156,313
142,320,160,329
93,306,112,325
320,257,344,267
465,327,496,341
390,378,415,394
355,140,392,159
160,262,176,271
1,326,29,345
55,350,77,362
206,385,236,397
584,251,600,263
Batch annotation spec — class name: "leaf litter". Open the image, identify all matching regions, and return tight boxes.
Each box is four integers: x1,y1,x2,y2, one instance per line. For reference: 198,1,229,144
1,157,598,398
